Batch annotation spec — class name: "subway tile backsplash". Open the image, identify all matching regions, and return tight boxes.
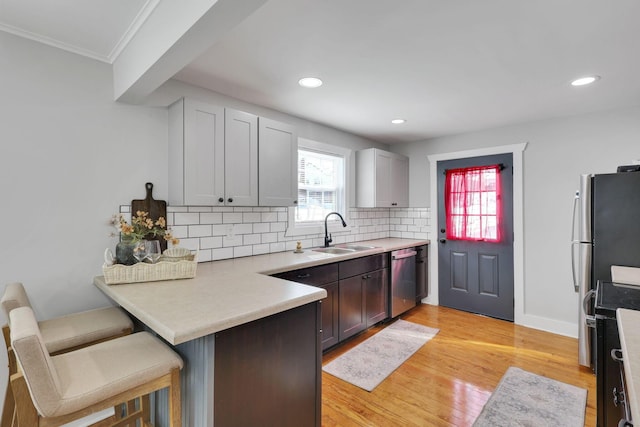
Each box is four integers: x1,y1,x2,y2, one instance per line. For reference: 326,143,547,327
120,206,430,262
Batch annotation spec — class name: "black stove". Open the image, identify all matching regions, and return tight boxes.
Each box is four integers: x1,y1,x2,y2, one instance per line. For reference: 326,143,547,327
596,281,640,317
594,281,640,427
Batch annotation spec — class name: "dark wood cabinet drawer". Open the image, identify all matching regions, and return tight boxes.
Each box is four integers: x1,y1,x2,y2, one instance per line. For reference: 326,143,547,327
339,254,387,279
273,263,339,286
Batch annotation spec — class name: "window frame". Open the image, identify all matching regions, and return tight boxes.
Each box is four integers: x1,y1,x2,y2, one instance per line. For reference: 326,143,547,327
286,138,352,238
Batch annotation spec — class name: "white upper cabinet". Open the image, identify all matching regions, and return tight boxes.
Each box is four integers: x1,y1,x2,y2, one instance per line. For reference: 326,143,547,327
356,148,409,208
168,98,297,207
169,98,258,206
225,109,258,206
258,117,298,206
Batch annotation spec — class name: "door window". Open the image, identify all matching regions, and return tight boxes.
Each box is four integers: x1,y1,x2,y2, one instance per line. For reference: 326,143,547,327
444,164,502,242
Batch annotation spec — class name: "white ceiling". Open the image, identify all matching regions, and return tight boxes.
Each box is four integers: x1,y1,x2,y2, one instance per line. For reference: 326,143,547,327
2,0,639,144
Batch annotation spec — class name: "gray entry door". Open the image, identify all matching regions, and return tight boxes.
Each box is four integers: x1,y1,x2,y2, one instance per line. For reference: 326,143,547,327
437,153,514,321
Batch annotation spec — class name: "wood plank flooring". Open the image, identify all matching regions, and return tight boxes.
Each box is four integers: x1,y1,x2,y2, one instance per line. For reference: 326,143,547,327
321,304,596,427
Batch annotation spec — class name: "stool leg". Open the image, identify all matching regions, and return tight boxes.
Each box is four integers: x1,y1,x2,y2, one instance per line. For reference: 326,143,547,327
10,374,37,427
1,379,15,427
169,368,181,427
141,394,150,423
2,347,17,427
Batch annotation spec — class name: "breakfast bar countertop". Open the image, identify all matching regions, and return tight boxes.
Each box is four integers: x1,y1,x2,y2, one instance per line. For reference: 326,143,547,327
94,237,429,346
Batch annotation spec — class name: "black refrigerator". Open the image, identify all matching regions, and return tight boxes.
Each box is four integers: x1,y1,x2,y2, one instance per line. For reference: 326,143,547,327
572,170,640,426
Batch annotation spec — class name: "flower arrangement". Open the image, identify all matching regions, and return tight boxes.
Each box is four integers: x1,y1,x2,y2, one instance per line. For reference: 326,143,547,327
110,211,179,245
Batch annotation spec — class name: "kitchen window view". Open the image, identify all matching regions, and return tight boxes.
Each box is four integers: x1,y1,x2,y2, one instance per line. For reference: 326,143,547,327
285,140,351,237
294,147,346,225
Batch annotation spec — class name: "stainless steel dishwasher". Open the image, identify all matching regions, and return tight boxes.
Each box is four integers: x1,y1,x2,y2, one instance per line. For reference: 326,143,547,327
390,248,418,317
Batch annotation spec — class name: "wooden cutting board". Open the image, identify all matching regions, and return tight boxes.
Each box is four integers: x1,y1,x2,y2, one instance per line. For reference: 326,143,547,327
131,182,168,251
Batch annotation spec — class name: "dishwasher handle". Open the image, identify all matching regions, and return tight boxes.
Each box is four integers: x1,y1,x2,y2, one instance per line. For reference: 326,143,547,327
392,250,417,260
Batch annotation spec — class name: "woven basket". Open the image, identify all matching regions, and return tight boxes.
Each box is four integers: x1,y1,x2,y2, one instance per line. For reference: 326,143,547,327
103,252,198,285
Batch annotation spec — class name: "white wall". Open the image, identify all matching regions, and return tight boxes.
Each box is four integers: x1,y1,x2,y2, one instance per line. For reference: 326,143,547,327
391,107,640,335
0,32,169,318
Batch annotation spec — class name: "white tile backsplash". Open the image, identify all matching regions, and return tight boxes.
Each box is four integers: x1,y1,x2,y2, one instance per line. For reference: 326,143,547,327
120,206,431,262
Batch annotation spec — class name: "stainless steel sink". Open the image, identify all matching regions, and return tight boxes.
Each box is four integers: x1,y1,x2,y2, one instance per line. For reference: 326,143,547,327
337,244,378,251
312,244,378,255
312,247,356,255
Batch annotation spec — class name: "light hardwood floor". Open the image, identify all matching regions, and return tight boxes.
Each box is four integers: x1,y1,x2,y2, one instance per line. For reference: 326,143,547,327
321,304,596,426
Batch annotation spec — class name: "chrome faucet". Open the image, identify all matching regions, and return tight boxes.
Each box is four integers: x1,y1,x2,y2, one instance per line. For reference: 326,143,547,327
324,212,347,247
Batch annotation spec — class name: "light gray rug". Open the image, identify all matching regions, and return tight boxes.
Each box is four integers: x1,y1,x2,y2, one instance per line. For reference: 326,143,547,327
322,319,439,391
473,367,587,427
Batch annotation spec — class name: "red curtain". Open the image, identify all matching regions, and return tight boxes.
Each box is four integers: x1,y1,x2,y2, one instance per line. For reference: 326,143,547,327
444,164,502,242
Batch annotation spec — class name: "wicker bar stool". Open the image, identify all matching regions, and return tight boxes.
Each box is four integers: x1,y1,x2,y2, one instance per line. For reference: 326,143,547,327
10,306,183,427
1,282,134,427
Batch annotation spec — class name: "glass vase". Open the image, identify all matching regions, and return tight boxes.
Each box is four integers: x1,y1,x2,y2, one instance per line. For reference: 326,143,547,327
115,238,138,265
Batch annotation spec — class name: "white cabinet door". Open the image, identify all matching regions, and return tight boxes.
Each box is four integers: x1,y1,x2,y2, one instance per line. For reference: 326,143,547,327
259,117,298,206
390,154,409,207
225,109,258,206
374,150,393,207
356,148,409,207
169,98,225,206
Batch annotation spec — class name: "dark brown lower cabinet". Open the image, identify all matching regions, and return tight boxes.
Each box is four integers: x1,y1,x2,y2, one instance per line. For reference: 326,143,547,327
339,265,389,341
320,281,340,349
214,302,321,427
272,253,389,351
272,264,339,351
339,274,366,341
366,268,389,325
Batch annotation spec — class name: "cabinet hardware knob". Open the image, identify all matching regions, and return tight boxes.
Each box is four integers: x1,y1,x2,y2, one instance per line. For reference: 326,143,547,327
293,200,298,204
439,239,446,244
228,198,233,203
218,197,224,203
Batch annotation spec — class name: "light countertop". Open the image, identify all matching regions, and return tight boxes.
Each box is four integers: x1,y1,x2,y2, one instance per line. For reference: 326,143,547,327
616,308,640,423
94,238,429,345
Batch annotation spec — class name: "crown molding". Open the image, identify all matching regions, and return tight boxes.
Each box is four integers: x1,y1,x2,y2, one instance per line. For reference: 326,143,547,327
0,0,159,65
0,22,110,63
108,0,160,64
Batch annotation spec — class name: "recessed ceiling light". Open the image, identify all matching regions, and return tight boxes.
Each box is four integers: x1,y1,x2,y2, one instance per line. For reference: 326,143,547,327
571,76,600,86
298,77,323,88
391,119,406,124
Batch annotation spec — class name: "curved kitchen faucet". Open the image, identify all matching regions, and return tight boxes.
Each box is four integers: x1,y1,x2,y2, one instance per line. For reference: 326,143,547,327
324,212,347,247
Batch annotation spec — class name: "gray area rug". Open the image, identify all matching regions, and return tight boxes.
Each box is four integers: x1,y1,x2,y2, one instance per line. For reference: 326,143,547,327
473,367,587,427
322,319,439,391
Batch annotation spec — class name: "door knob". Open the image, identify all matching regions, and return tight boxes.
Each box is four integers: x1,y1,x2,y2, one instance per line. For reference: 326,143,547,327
439,239,446,244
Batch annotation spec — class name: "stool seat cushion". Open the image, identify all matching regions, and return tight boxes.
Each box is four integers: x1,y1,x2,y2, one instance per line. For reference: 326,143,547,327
51,332,183,417
11,307,182,418
39,307,133,353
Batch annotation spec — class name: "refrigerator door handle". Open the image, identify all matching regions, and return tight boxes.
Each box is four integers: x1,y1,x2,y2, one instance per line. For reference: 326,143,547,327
571,241,580,292
571,192,580,292
583,289,596,328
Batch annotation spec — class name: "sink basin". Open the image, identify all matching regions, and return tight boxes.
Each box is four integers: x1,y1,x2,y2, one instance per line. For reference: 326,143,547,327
337,244,378,251
312,247,356,255
312,244,379,255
